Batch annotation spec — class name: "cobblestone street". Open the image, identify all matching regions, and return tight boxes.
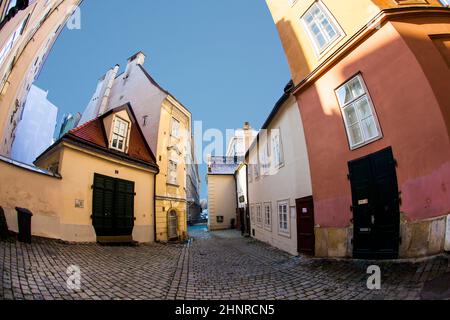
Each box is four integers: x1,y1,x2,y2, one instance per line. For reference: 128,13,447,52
1,226,449,300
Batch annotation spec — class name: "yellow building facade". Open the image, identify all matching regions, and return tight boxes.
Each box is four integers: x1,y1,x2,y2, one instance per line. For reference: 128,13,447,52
0,0,82,157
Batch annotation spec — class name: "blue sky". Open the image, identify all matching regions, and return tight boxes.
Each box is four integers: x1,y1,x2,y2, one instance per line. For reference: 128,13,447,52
36,0,290,199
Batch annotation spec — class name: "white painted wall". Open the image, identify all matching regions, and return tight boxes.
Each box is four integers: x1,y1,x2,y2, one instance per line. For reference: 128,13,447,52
11,85,57,165
247,95,312,256
80,55,167,153
208,175,237,231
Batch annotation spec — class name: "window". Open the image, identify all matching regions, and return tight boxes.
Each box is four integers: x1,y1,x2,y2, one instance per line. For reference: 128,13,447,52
278,200,290,236
301,1,341,54
271,129,284,168
264,203,272,230
111,117,129,152
171,118,180,139
167,160,178,185
250,205,255,223
439,0,450,6
336,74,382,149
256,204,263,227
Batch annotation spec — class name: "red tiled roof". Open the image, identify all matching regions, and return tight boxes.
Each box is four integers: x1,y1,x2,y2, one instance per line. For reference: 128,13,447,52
66,105,156,165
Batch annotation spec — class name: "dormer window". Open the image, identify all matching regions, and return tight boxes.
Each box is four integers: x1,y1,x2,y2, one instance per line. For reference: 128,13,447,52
111,117,129,152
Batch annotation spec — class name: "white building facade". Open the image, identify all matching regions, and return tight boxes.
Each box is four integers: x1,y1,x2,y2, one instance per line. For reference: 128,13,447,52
247,84,313,256
11,84,57,164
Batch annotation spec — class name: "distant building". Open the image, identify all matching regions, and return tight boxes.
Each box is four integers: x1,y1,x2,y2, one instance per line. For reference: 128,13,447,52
58,113,81,139
266,0,450,259
207,156,240,231
11,85,57,165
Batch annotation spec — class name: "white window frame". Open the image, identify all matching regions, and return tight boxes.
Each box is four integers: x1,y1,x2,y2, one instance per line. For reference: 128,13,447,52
250,204,255,224
256,204,263,227
301,1,343,56
277,200,290,237
110,116,129,152
263,202,272,231
335,74,382,150
171,117,181,139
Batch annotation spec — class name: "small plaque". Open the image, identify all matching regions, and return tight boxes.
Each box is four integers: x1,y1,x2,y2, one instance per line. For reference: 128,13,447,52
358,199,369,205
75,200,84,209
302,208,308,213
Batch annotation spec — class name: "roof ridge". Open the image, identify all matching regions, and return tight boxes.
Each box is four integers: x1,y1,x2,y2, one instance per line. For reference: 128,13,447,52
68,118,98,135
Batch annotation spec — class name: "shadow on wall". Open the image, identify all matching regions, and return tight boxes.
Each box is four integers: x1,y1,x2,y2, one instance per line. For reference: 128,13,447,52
276,18,311,84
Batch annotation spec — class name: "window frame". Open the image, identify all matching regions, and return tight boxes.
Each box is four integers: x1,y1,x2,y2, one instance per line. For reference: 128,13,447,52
300,0,344,57
255,203,263,227
335,73,383,150
277,200,291,237
263,202,272,231
250,204,255,224
110,116,130,152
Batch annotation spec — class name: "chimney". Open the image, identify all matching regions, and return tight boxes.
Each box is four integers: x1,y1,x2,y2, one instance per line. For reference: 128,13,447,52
243,122,251,131
124,51,146,77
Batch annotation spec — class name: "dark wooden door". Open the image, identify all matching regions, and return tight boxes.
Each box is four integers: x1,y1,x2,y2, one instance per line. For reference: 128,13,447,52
92,174,135,237
349,147,400,260
296,196,315,256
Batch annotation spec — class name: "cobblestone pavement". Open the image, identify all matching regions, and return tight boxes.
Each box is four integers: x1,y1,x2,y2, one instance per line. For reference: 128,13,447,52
1,227,449,300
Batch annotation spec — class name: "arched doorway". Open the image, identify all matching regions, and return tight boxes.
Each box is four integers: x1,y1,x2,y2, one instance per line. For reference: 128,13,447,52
167,210,178,241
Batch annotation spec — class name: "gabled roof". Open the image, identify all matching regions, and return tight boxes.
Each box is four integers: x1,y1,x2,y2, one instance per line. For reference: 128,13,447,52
36,103,158,171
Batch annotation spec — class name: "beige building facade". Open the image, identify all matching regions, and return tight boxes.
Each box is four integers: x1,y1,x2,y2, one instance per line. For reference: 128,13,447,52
80,52,193,242
247,84,312,256
0,0,82,157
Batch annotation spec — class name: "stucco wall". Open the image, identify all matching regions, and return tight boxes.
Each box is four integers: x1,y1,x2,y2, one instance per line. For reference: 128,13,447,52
0,160,63,240
208,175,237,231
1,143,156,243
248,96,312,256
266,0,445,85
297,20,450,257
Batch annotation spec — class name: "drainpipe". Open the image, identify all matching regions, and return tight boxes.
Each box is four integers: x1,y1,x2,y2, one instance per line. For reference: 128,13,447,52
98,64,119,116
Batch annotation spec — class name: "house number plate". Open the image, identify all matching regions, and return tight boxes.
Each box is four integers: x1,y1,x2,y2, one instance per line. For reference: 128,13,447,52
358,199,369,205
